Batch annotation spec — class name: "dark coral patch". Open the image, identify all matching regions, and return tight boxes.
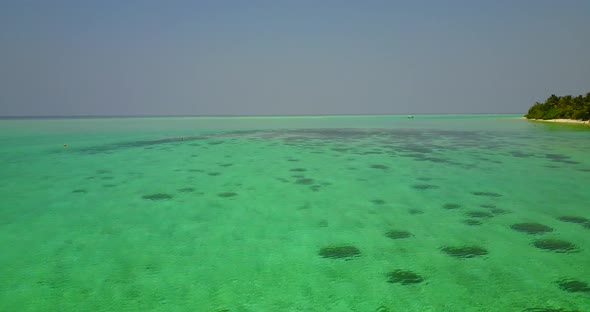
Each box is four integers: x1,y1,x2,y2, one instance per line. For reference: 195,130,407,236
72,189,87,193
545,154,568,160
295,178,315,185
545,154,579,165
408,209,424,215
385,230,413,239
361,151,383,155
310,185,322,192
319,246,361,259
510,223,553,234
386,270,424,285
218,192,238,198
466,211,493,218
533,239,577,253
208,172,221,176
413,184,439,190
142,193,173,200
219,163,233,167
557,279,590,293
558,216,590,224
331,147,350,152
490,208,510,215
370,164,389,170
463,219,482,226
371,199,386,205
471,191,502,197
290,168,307,172
510,151,533,158
443,203,461,210
441,246,488,258
178,187,195,193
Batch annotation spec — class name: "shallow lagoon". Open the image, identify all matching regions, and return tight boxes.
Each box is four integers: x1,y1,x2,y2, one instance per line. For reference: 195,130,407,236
1,115,589,311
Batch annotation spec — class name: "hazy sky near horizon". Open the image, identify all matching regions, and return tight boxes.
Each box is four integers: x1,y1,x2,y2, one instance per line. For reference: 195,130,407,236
1,1,589,116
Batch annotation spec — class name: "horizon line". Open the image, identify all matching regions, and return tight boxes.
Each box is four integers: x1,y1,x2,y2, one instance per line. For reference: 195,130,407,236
0,112,524,119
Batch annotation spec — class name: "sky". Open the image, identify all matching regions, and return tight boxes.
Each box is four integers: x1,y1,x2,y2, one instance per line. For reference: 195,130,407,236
0,0,589,116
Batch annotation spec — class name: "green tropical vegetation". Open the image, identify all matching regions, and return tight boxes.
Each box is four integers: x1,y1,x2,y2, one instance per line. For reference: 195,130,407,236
525,92,590,120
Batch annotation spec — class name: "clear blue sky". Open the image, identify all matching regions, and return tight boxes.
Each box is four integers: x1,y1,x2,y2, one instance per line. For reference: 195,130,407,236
1,0,589,116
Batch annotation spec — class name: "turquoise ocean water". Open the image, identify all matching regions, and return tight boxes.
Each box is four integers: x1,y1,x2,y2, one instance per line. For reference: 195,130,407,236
1,114,589,311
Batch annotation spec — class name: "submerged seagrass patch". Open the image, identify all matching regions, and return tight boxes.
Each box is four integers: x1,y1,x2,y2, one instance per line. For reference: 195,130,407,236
218,192,238,198
462,219,482,226
556,279,590,293
557,216,589,224
319,246,361,259
443,203,461,210
413,184,439,190
386,270,424,285
142,193,173,200
510,223,553,234
465,211,493,218
441,246,488,258
471,191,502,197
533,239,577,253
385,230,413,239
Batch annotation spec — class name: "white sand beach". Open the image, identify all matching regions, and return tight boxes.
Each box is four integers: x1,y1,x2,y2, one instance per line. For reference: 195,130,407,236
524,118,590,125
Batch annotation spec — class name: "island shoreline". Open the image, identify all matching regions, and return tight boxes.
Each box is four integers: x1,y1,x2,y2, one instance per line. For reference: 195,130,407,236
523,117,590,125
